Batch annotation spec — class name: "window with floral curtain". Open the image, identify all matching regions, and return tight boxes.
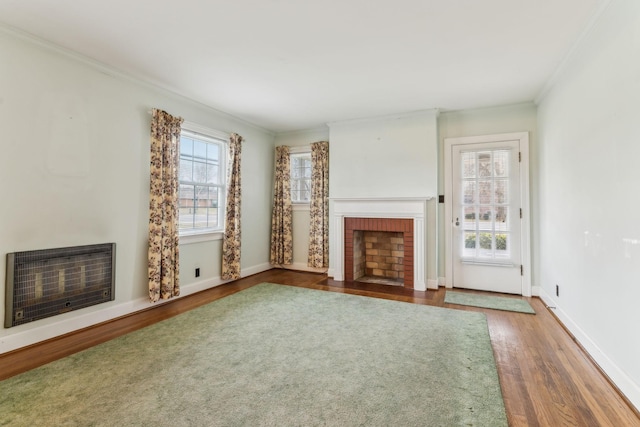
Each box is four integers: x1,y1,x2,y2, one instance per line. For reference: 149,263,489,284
308,141,329,268
270,145,293,265
148,108,183,302
221,133,243,280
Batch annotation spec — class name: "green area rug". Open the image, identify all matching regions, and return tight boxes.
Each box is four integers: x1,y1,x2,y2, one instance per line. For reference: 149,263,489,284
445,291,535,314
0,283,507,426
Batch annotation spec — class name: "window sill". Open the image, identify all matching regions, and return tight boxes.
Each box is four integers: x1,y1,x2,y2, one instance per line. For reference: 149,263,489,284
179,231,224,245
292,203,310,212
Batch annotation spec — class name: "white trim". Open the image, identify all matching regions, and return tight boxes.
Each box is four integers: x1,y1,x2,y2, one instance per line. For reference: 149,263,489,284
292,203,310,211
0,23,275,136
181,121,230,142
327,109,439,128
330,197,433,291
289,145,311,154
275,126,330,137
427,279,439,289
539,289,640,412
460,259,515,267
0,262,273,355
272,263,328,274
444,132,531,296
331,196,434,202
179,231,223,245
238,262,272,278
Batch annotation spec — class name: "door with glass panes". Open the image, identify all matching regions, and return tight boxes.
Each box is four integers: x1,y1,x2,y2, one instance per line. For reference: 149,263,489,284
451,140,522,294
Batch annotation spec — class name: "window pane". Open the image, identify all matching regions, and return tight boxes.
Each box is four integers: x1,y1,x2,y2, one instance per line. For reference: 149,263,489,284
193,161,207,183
303,159,312,178
179,184,195,230
290,152,312,203
205,187,217,228
206,164,220,185
179,158,193,182
193,185,209,228
496,233,509,258
180,137,193,156
478,208,492,230
494,179,508,204
194,140,207,159
207,143,220,162
493,150,509,177
478,180,492,204
463,181,476,204
462,152,475,178
464,232,477,248
463,232,476,258
478,152,492,177
479,232,493,251
463,206,476,229
495,207,509,232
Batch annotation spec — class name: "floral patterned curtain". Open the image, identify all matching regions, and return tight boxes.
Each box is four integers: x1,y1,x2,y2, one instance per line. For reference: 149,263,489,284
270,146,293,265
308,141,329,268
148,108,183,302
221,133,243,280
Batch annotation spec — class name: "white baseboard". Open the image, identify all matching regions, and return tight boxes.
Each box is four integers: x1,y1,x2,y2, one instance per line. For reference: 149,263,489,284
539,288,640,412
0,262,274,355
240,262,272,278
427,279,439,290
438,277,446,287
272,262,328,274
531,285,541,297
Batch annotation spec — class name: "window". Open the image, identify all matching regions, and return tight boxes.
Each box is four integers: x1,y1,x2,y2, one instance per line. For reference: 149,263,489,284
291,151,311,203
178,124,227,236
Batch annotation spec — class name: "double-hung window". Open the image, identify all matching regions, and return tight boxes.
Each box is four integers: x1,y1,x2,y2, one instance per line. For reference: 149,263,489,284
290,149,312,204
178,123,227,238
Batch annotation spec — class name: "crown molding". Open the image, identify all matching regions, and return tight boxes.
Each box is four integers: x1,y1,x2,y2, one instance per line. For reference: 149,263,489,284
535,0,614,105
0,23,275,137
327,108,440,128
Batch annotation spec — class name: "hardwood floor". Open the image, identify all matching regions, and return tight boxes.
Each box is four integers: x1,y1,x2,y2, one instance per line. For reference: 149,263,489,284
1,269,638,426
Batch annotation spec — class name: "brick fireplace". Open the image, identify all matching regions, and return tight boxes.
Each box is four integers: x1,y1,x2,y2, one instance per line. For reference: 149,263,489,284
345,217,414,288
330,198,431,291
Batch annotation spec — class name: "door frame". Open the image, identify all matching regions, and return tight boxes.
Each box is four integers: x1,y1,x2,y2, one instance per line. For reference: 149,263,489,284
444,132,531,296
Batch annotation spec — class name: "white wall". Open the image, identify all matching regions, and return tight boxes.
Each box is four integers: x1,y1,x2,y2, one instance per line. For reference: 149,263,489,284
273,127,330,271
438,103,538,285
0,29,274,353
537,0,640,409
329,111,438,199
328,111,439,283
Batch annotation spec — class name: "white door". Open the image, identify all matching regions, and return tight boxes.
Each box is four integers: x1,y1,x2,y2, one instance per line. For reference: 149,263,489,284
445,133,530,295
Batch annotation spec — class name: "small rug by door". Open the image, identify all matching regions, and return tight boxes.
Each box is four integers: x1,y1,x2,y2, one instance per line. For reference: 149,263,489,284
445,291,535,314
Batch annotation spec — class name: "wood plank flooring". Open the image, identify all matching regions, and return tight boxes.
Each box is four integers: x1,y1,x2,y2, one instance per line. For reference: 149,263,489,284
1,269,638,426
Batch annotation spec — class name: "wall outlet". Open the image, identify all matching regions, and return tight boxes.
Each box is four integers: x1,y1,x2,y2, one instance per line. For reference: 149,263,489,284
195,268,200,278
556,284,559,297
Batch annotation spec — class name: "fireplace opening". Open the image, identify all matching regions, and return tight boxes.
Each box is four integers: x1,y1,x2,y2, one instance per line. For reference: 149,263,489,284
353,231,404,286
344,217,414,289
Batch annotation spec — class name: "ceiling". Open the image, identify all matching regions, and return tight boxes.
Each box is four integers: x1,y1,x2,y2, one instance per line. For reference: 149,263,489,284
0,0,606,133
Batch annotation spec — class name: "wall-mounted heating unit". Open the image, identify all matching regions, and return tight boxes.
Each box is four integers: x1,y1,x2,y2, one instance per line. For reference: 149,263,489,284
5,243,116,328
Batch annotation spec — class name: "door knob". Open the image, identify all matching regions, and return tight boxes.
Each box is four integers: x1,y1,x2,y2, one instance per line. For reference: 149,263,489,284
455,217,460,226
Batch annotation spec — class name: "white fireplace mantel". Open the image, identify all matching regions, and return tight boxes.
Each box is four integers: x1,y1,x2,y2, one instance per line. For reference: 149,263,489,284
329,197,433,291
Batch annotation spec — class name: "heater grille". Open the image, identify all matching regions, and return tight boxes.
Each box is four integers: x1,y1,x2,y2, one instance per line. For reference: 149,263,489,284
5,243,116,328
